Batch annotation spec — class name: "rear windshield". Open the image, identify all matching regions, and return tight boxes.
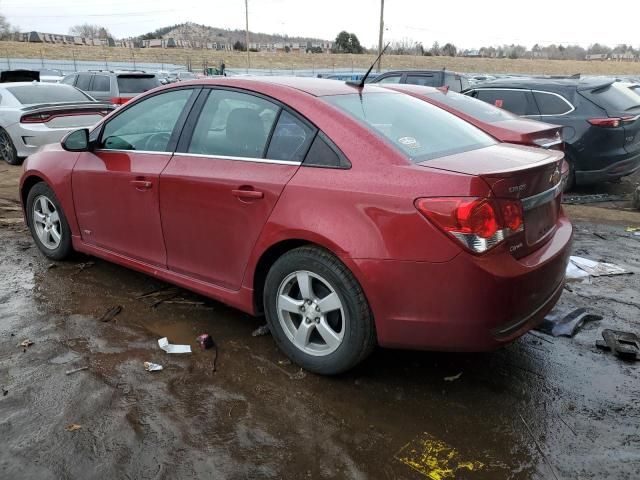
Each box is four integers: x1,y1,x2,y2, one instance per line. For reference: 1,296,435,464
6,84,90,104
116,75,160,94
426,89,516,123
324,92,495,162
583,82,640,113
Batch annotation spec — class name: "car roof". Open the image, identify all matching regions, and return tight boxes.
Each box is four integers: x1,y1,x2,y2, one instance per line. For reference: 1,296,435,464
0,81,71,87
185,76,393,97
471,76,615,91
379,69,466,76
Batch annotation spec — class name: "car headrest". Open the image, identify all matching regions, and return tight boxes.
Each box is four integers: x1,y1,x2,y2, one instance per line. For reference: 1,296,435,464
226,108,265,157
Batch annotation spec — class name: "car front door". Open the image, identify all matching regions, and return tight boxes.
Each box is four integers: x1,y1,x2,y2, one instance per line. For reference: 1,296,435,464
469,88,541,120
72,87,198,266
160,88,316,289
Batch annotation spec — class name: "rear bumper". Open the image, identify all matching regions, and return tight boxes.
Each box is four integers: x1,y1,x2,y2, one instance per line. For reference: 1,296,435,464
7,123,89,158
576,153,640,184
352,216,573,351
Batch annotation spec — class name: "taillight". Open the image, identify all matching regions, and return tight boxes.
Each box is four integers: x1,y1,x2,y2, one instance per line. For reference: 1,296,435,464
415,197,524,254
110,97,129,106
588,115,639,128
20,112,52,123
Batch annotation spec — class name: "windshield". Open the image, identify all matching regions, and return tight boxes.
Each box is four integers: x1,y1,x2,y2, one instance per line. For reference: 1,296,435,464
116,75,160,94
324,92,495,162
6,84,91,104
426,89,516,123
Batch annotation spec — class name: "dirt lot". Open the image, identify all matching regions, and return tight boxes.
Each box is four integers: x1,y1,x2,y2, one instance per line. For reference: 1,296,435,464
0,165,639,479
4,40,640,75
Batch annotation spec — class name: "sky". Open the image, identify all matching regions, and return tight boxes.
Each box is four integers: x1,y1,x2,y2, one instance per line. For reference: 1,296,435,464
3,0,640,50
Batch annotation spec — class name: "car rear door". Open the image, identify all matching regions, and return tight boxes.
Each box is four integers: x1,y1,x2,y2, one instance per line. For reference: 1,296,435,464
87,73,111,102
160,87,315,290
72,87,198,267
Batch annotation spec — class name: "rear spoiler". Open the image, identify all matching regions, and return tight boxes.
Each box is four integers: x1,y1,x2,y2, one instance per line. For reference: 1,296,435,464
576,80,615,92
21,101,114,113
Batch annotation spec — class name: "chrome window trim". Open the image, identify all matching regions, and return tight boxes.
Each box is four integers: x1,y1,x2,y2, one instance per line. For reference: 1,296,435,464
521,182,562,211
471,87,576,117
95,149,301,165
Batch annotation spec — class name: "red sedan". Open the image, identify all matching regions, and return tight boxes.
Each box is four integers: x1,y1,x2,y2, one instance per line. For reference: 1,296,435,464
20,77,572,374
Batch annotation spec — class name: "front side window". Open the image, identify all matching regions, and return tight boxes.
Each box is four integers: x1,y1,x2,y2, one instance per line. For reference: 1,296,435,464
474,89,538,116
375,75,402,84
188,90,279,158
533,91,573,115
266,111,316,162
100,89,193,151
324,92,495,162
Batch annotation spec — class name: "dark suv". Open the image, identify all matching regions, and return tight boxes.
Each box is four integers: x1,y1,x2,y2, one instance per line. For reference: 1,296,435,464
61,71,160,106
369,70,470,92
464,78,640,187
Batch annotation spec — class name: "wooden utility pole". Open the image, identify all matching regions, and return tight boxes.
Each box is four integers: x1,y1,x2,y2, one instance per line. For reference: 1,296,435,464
376,0,384,72
245,0,251,70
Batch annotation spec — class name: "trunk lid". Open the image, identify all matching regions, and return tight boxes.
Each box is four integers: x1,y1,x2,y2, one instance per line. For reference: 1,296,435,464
489,119,563,149
419,144,564,257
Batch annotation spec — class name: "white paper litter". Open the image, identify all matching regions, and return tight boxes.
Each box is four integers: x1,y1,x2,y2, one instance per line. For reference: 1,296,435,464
566,261,591,282
144,361,163,372
569,256,629,277
158,337,191,354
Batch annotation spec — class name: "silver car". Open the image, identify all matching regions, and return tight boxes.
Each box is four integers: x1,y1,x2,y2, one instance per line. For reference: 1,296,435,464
0,82,113,165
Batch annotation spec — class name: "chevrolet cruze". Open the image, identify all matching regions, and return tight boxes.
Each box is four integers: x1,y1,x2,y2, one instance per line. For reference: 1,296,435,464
20,77,572,374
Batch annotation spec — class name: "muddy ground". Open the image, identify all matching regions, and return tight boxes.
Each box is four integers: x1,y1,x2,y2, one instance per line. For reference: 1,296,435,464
0,165,639,480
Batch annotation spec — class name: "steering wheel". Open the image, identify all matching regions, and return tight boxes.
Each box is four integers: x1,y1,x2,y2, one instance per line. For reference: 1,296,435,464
142,132,171,152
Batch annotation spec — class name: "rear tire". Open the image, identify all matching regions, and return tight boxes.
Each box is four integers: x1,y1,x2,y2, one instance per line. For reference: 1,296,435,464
26,182,73,260
263,246,376,375
0,128,20,165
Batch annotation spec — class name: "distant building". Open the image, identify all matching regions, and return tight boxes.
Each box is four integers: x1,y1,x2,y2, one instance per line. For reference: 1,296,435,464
586,53,608,61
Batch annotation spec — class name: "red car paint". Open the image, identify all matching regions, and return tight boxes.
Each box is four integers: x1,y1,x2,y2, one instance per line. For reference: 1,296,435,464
20,77,572,351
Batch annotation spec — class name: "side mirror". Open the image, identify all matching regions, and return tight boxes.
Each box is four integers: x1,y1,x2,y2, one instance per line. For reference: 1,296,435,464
61,128,90,152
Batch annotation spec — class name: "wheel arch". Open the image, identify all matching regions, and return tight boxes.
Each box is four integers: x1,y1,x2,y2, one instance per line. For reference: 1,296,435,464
20,174,46,214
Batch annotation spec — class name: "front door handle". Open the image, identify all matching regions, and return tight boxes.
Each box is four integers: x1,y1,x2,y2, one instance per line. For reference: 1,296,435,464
232,189,264,200
130,180,152,190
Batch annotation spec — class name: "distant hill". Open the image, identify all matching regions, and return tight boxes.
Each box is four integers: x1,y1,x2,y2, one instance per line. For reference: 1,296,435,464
136,22,329,46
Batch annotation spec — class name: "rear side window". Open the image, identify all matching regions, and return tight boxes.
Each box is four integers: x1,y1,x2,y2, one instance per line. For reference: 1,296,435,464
428,90,516,123
324,92,495,162
266,110,316,162
6,84,90,104
116,75,160,94
473,89,538,116
304,132,350,168
91,75,111,92
533,91,573,115
583,82,640,113
188,89,279,158
407,75,437,87
75,73,92,91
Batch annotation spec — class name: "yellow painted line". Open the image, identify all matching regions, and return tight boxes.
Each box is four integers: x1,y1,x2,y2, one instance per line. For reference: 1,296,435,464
395,432,485,480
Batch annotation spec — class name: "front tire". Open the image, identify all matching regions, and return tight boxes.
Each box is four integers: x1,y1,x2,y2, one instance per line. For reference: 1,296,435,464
26,182,73,260
263,246,376,375
0,128,21,165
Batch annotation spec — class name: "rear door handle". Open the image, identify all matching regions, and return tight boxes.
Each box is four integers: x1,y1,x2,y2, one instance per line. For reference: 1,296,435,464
232,189,264,200
130,180,152,190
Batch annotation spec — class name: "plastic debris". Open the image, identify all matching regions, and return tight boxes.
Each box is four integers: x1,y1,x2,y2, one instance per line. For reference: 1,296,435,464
65,366,89,375
252,324,270,337
19,339,33,348
537,307,602,337
566,261,590,282
144,362,163,372
444,372,463,382
65,424,82,432
99,305,122,322
626,226,640,233
196,333,215,350
567,256,629,278
158,337,191,354
596,330,640,361
562,193,628,204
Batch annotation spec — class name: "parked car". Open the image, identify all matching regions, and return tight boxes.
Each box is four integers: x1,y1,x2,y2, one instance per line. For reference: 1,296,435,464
20,78,571,374
319,72,381,82
61,71,160,106
0,82,113,165
156,70,171,85
464,77,640,188
368,69,471,92
168,71,198,83
1,69,39,83
38,69,64,83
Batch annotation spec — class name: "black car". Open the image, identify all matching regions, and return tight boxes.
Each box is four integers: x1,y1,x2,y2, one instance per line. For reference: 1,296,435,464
464,77,640,188
368,69,470,92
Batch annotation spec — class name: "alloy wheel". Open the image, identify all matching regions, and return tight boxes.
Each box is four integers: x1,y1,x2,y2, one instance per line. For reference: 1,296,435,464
32,195,62,250
276,270,345,356
0,131,15,163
